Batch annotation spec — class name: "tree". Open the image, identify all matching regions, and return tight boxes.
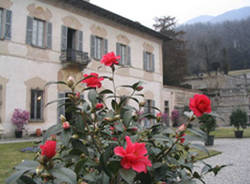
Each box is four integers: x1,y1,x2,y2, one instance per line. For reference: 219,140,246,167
154,16,187,86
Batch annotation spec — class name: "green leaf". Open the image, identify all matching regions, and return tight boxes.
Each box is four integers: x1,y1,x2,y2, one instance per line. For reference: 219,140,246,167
15,160,39,171
99,89,114,95
88,89,98,105
51,167,77,184
42,123,62,143
6,170,28,184
71,139,88,154
45,81,67,88
111,99,118,111
119,168,136,184
190,143,209,155
61,129,72,146
45,97,69,107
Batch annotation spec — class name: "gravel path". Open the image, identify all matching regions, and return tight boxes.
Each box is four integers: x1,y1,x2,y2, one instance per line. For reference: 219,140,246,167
196,138,250,184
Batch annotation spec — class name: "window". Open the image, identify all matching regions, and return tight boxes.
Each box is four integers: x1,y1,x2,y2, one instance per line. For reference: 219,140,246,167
30,89,44,121
91,35,108,60
143,99,155,127
0,8,12,40
61,26,83,51
143,51,155,72
26,16,52,48
32,19,45,47
164,101,169,114
116,43,131,65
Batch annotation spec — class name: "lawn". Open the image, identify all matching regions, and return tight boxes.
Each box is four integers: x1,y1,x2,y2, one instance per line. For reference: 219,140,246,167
0,142,36,184
211,127,250,138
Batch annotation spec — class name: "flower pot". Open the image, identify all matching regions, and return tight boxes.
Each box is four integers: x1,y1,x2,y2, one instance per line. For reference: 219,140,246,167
15,130,23,138
234,130,243,138
205,135,214,146
36,128,42,137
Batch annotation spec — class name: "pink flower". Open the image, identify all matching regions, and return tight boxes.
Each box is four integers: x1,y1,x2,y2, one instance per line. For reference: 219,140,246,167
156,112,162,118
177,124,186,132
100,52,120,66
63,121,70,130
189,94,211,117
112,137,118,141
114,136,152,173
40,140,56,158
110,126,115,131
81,73,104,88
95,103,104,110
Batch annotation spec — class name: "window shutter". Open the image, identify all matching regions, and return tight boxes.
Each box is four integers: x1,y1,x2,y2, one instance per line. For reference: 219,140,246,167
61,25,68,51
103,39,108,55
116,43,121,64
0,10,2,38
77,30,83,51
127,46,131,66
152,54,155,72
57,93,65,123
0,85,2,105
46,22,52,49
26,16,33,44
151,100,155,115
90,35,95,58
143,51,147,71
4,10,12,40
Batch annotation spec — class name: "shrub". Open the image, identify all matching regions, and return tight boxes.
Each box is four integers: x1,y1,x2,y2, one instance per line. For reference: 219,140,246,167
230,109,248,130
7,52,224,184
11,108,29,131
198,114,216,136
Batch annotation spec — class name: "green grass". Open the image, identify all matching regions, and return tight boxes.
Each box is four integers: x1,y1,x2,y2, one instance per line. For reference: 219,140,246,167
0,142,36,183
211,127,250,138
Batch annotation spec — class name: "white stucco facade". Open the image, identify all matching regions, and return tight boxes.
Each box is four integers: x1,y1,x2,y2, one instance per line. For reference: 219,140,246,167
0,0,168,137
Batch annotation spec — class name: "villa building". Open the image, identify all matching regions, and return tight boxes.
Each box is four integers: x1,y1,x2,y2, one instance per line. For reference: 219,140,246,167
0,0,180,137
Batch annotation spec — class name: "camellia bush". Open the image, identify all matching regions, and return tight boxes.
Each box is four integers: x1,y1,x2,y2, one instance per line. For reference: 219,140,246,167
7,52,225,184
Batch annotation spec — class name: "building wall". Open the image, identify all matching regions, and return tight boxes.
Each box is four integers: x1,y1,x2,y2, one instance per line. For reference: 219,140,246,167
0,0,164,137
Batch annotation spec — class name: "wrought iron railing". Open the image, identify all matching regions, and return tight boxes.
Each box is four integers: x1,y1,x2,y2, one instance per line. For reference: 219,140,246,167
60,49,90,65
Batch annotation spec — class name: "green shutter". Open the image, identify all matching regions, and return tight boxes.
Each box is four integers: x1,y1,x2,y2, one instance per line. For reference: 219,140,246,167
103,38,108,55
143,51,147,71
90,35,95,58
116,43,121,64
4,10,12,40
26,16,33,44
127,46,131,66
152,54,155,72
61,25,67,51
46,22,52,49
77,30,83,51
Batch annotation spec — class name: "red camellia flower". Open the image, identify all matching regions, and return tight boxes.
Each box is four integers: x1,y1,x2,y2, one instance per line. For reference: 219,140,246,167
114,136,152,173
95,103,104,109
40,140,56,159
81,73,104,88
156,112,162,118
100,52,120,66
63,121,70,130
189,94,212,117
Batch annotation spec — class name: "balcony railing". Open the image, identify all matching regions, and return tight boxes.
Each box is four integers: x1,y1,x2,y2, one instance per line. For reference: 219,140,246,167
60,49,90,67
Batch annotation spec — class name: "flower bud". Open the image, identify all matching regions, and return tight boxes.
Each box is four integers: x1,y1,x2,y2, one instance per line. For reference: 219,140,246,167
67,76,75,88
139,101,146,107
114,114,120,120
95,103,104,110
136,86,143,91
51,134,56,141
104,117,113,122
60,115,66,123
75,92,81,99
72,134,79,139
63,121,70,130
36,165,44,175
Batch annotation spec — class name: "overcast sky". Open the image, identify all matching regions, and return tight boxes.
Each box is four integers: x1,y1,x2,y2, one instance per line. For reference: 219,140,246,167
91,0,250,28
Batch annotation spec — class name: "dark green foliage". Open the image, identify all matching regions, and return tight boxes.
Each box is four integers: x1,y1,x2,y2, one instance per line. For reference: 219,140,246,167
230,109,248,130
199,114,216,135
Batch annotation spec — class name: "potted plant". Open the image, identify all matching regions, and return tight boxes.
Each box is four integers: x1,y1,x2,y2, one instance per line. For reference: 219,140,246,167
230,109,247,138
171,109,180,127
11,108,29,138
199,114,216,146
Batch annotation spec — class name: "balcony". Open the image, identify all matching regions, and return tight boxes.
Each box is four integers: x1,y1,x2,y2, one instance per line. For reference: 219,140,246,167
60,49,90,69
